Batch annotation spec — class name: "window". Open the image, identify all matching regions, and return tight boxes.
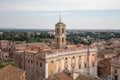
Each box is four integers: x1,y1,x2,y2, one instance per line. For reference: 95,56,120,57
40,62,42,67
62,38,64,43
31,60,33,64
62,28,64,33
79,65,81,69
85,63,86,68
57,38,59,42
92,62,94,67
57,28,59,33
115,75,118,80
5,55,7,58
28,60,30,63
115,69,117,73
36,61,38,65
51,61,54,64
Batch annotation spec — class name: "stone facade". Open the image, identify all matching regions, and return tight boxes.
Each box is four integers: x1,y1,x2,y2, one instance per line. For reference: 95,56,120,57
55,21,66,49
43,48,97,78
14,47,97,80
97,59,111,79
111,57,120,80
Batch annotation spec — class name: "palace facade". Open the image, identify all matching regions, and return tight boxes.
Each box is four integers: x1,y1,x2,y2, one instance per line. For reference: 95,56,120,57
14,19,98,80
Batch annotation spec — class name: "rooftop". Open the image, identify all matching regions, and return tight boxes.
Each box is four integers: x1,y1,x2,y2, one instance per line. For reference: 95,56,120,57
98,59,111,68
76,74,99,80
0,65,25,80
44,72,72,80
44,72,99,80
111,57,120,67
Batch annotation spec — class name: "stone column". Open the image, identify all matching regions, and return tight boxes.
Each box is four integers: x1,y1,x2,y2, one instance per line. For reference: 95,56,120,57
76,56,78,70
56,59,58,73
81,55,84,68
81,55,85,73
68,58,71,71
45,61,48,78
61,59,64,70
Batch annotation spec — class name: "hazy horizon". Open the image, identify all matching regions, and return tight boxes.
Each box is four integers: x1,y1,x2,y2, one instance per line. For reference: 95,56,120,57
0,0,120,29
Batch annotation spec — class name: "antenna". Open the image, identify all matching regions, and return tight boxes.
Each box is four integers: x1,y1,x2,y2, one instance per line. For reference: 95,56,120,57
59,12,61,22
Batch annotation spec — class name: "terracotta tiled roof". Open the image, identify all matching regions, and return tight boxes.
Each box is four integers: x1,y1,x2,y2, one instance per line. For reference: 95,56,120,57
44,72,99,80
0,65,25,80
98,59,111,68
44,72,73,80
76,74,99,80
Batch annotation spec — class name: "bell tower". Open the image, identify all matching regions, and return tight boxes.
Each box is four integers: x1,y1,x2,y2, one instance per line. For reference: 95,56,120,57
55,15,66,49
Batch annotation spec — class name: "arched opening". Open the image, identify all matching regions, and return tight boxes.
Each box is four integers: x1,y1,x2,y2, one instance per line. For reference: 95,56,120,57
115,69,117,73
57,28,59,33
57,38,59,42
85,63,87,68
62,38,64,43
92,62,94,67
79,64,81,69
62,28,64,33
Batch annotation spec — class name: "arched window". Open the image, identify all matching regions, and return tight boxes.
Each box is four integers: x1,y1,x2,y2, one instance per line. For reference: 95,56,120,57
57,28,59,33
57,38,59,42
51,60,54,64
115,69,117,73
65,57,67,60
62,38,64,43
40,62,42,67
62,28,64,33
92,62,94,67
79,65,81,69
85,63,86,68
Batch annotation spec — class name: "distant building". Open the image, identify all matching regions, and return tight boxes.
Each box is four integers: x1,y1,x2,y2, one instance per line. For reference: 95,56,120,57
111,57,120,80
0,40,16,57
97,59,111,79
48,31,55,36
0,32,3,35
0,65,26,80
0,51,9,62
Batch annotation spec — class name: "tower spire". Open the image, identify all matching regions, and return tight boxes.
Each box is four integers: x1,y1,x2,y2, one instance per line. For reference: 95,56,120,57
59,12,61,22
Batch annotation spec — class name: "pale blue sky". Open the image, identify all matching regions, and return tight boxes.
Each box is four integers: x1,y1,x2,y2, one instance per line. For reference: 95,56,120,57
0,0,120,29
